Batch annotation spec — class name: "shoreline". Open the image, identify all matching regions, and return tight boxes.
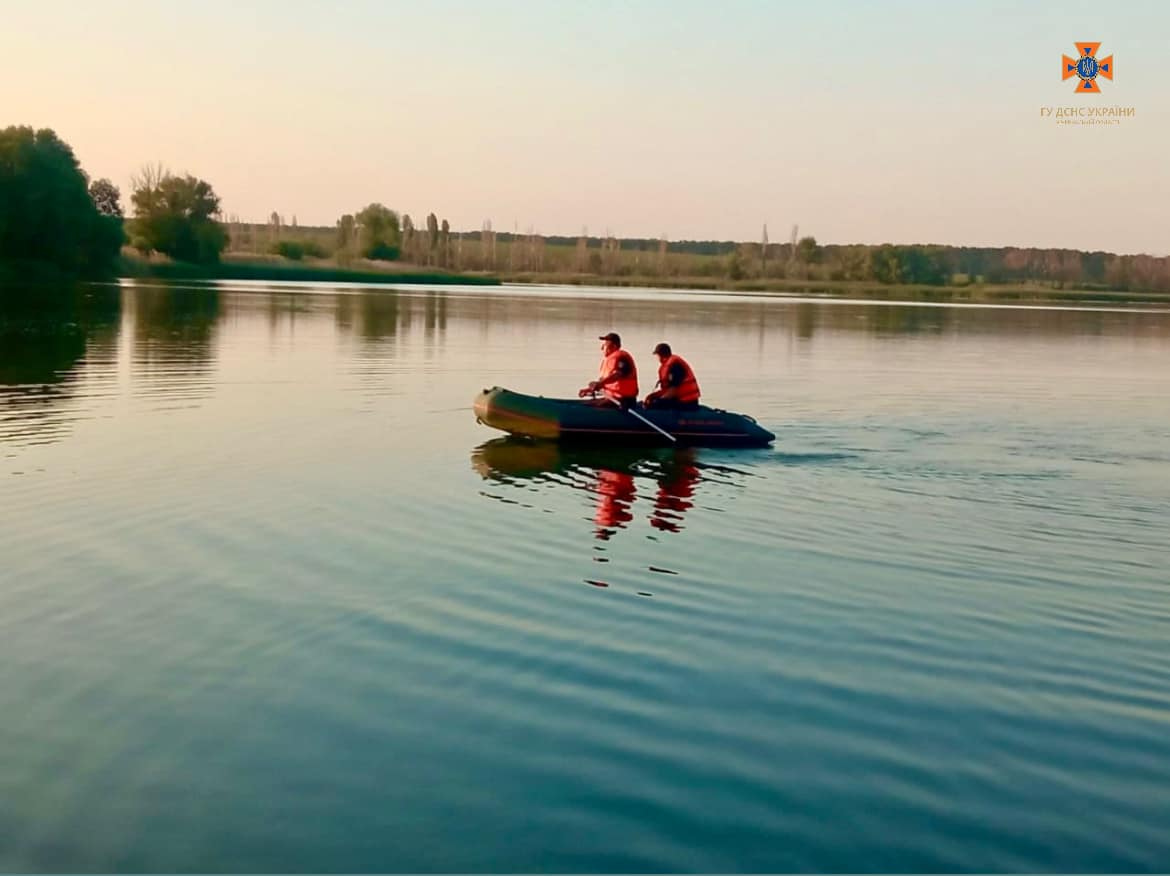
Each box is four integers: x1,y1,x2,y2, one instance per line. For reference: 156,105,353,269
498,272,1170,306
8,256,1170,307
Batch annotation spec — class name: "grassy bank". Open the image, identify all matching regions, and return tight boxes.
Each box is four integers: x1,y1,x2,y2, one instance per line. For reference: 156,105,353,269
106,252,1170,305
118,254,501,286
498,271,1170,305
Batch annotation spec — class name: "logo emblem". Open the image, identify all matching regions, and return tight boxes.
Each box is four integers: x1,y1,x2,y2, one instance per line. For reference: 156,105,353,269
1062,42,1113,93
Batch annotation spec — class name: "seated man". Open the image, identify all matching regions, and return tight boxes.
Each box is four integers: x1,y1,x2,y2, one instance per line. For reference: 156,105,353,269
643,342,701,410
579,331,639,409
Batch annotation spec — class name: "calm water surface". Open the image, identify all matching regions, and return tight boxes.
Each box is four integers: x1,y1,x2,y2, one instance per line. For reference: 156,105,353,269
2,281,1169,871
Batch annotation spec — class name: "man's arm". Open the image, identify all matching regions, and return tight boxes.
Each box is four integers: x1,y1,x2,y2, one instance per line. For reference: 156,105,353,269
658,362,687,398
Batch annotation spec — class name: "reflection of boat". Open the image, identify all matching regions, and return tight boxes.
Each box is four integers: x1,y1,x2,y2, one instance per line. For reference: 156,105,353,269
473,386,774,447
471,437,705,537
471,438,663,480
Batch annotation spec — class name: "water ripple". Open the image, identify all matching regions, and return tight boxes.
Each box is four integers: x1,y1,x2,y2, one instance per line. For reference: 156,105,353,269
2,284,1169,871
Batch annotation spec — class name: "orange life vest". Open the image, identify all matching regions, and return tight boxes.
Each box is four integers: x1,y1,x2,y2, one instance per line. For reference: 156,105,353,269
599,349,639,401
657,354,700,403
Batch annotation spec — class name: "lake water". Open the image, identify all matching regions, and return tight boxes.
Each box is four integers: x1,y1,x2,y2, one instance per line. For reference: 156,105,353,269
2,280,1169,872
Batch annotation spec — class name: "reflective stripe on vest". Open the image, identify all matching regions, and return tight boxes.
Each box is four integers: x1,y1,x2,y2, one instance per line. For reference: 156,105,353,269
599,349,639,401
658,355,700,403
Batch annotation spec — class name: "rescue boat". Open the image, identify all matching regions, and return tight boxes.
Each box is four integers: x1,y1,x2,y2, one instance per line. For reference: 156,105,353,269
473,386,775,448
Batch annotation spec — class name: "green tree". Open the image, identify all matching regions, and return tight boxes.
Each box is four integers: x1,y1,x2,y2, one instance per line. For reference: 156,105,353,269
840,245,872,280
870,245,946,285
426,212,439,264
130,168,227,264
872,245,902,283
355,203,400,260
401,214,415,261
88,178,123,218
335,214,356,265
727,249,744,280
0,125,124,278
796,235,820,264
336,214,355,249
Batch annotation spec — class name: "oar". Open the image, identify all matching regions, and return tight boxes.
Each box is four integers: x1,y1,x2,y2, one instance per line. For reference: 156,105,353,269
607,396,676,444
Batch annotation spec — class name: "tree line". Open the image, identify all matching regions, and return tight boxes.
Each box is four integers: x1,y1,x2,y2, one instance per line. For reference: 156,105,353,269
448,231,1170,291
715,238,1170,290
4,125,1168,292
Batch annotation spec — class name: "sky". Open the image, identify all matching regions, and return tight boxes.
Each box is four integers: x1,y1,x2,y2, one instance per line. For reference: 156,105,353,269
2,0,1166,253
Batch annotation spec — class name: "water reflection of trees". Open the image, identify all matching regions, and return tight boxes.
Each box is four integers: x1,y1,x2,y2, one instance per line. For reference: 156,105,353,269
188,286,1170,354
0,284,121,446
126,282,222,406
340,290,446,344
265,291,315,335
331,291,399,343
429,290,1170,342
424,291,447,342
359,291,399,341
129,283,221,362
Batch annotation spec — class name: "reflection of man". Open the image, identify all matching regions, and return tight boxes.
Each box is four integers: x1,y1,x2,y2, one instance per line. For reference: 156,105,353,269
593,468,636,539
649,452,701,533
579,332,639,409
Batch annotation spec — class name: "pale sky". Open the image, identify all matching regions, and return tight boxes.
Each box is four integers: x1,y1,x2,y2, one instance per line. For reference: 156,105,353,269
3,0,1166,253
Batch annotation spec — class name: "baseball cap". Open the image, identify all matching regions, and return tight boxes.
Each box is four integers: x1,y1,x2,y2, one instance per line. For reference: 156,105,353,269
598,332,621,345
652,342,672,356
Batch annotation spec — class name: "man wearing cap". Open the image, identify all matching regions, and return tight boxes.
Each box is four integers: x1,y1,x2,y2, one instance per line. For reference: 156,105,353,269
579,332,639,409
643,342,701,410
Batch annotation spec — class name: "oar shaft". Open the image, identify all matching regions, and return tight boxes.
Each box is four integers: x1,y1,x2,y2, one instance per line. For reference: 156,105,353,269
610,398,676,443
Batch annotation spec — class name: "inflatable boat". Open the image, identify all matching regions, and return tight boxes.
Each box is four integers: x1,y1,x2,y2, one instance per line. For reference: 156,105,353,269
473,386,774,447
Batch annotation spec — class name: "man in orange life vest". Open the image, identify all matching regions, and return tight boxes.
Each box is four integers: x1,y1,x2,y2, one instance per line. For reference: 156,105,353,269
579,331,639,409
643,342,701,410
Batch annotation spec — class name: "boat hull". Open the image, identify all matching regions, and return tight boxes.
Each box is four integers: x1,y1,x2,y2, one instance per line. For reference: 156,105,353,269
473,386,775,448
